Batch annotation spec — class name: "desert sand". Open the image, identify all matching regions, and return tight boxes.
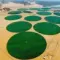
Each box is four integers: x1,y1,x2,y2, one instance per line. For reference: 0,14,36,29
0,2,60,60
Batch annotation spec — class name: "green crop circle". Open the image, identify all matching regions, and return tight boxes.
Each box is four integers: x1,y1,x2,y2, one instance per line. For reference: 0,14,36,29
34,22,60,35
7,32,47,59
37,12,52,15
6,21,32,32
24,16,41,21
29,8,41,10
5,15,22,20
23,11,32,13
45,16,60,24
8,11,21,14
41,8,51,10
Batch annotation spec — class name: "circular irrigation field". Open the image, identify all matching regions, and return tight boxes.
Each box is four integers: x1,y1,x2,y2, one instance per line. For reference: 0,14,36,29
6,21,32,32
37,12,52,15
5,15,22,20
24,16,41,21
23,10,32,13
8,11,21,14
45,16,60,24
7,32,47,59
34,22,60,35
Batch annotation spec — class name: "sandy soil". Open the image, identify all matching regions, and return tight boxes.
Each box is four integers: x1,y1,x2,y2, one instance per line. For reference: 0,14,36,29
0,6,60,60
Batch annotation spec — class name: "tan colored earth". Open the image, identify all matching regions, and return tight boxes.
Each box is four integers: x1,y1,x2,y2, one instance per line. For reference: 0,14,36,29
0,9,60,60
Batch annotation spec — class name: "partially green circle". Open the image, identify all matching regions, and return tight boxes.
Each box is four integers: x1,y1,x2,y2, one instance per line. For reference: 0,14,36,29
24,16,41,21
45,16,60,24
8,11,21,14
7,32,47,59
5,15,22,20
34,22,60,35
6,21,32,32
54,12,60,16
18,8,28,11
37,12,52,15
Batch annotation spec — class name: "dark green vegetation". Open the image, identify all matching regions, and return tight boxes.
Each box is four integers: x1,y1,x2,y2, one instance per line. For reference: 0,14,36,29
45,16,60,24
7,32,47,59
5,15,22,20
34,22,60,35
6,21,32,32
24,16,41,21
37,12,52,15
8,11,21,14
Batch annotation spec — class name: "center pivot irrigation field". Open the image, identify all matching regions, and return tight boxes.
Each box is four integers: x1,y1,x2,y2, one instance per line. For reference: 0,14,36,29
0,8,60,60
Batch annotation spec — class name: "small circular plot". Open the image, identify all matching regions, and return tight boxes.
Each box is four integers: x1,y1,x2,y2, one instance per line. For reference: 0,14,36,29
38,9,49,11
5,15,22,20
7,32,47,59
25,16,41,21
38,8,51,11
37,12,52,15
23,11,32,13
37,9,47,11
54,12,60,16
34,22,60,35
6,21,32,32
29,8,41,10
8,11,21,14
45,16,60,24
41,8,51,10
